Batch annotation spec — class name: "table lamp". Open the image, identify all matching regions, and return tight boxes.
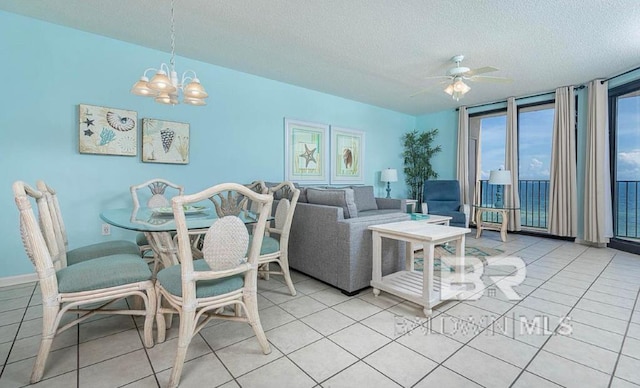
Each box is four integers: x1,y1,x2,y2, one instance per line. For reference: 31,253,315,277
488,170,511,208
381,168,398,198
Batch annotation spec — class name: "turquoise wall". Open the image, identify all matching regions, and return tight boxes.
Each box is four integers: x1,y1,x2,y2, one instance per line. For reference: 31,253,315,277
0,11,415,278
415,110,458,181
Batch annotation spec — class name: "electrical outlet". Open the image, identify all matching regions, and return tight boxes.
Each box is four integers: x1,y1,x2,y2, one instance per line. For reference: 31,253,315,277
101,223,111,236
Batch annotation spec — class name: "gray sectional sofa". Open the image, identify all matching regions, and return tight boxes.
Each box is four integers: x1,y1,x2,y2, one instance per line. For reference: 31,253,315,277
285,185,410,295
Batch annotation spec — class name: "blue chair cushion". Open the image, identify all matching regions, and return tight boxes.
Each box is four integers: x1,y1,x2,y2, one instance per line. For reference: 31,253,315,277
247,235,280,255
57,254,151,293
135,233,148,246
66,240,140,266
431,210,466,227
156,260,244,298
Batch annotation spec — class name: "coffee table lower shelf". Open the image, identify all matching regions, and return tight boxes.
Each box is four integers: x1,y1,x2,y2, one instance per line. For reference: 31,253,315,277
372,271,464,316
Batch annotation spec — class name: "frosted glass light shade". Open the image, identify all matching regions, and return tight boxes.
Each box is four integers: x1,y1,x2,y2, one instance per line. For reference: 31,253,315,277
148,70,177,93
183,78,208,98
130,77,156,96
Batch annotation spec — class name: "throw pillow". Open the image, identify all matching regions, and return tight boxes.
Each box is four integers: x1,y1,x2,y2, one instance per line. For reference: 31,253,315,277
350,185,378,212
306,188,358,218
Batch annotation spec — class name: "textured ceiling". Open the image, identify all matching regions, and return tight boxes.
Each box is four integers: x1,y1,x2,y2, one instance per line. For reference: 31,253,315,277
2,0,639,115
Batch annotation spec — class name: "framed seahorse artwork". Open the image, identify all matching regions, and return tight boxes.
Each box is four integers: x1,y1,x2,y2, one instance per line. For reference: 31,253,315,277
78,104,137,156
330,126,365,184
141,119,190,165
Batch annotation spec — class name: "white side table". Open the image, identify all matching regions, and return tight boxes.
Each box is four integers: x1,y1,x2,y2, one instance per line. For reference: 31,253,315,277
369,220,470,316
474,205,519,242
405,199,418,213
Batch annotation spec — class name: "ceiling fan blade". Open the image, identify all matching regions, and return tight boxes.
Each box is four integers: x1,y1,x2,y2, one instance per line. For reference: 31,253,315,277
423,75,452,80
465,66,499,76
409,81,448,98
469,75,513,83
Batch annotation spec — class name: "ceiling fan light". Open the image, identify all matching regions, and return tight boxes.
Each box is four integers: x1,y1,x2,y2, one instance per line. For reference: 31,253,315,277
443,84,454,96
148,70,177,93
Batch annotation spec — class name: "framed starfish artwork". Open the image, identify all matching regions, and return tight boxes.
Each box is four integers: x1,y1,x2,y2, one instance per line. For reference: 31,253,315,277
284,118,329,184
78,104,137,156
330,126,365,184
141,119,190,164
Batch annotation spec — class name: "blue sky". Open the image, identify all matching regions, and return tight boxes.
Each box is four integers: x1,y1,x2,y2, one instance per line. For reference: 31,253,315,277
480,95,639,182
616,93,640,181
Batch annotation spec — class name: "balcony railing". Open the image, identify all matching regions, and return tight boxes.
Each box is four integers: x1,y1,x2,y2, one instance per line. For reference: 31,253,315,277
475,179,640,238
478,180,549,229
616,181,640,238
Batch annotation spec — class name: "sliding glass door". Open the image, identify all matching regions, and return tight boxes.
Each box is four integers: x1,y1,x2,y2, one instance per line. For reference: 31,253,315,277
610,80,640,251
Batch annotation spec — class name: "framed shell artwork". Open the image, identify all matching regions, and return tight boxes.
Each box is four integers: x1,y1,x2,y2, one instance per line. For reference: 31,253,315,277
79,104,137,156
142,119,190,164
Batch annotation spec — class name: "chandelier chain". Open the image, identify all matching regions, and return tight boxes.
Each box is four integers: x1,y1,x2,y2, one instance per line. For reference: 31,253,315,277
169,0,176,71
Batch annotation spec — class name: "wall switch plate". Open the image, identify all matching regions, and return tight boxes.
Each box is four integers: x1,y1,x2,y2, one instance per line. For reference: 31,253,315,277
101,223,111,236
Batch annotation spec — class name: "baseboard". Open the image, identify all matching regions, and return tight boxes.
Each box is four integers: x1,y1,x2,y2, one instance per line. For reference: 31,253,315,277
575,238,608,248
0,273,38,288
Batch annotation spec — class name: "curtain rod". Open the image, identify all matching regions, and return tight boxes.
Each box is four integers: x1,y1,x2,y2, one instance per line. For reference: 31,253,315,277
601,65,640,84
456,84,585,111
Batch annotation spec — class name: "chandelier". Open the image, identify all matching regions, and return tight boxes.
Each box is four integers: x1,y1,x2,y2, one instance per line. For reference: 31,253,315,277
444,76,470,101
130,0,208,106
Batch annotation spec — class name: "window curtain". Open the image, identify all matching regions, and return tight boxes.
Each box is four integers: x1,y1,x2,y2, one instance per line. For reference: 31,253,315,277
584,79,613,244
505,97,522,231
473,130,482,224
548,86,577,237
457,106,470,211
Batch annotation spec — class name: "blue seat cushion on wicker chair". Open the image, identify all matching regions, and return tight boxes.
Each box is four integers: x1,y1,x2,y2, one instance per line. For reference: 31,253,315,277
157,260,245,298
136,232,177,248
247,235,280,255
66,240,141,266
57,254,152,293
136,232,148,246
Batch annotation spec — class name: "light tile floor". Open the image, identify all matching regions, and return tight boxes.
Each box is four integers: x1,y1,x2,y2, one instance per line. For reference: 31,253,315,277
1,231,640,387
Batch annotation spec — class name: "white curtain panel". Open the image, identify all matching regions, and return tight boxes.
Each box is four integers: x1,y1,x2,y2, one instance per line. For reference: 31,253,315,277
548,86,577,236
473,131,482,224
457,106,470,207
505,97,522,231
584,79,614,244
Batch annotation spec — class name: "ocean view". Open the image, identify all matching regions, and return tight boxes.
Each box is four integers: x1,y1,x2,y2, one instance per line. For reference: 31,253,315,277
479,180,640,238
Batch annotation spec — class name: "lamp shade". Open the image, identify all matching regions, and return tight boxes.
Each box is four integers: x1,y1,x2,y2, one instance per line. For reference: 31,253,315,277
381,168,398,183
489,170,512,185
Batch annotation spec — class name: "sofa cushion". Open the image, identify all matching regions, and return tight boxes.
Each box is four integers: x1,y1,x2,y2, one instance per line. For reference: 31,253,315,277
306,188,358,218
350,186,378,212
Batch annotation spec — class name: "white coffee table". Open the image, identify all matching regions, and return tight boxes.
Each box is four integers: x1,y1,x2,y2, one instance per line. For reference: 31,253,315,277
369,220,470,316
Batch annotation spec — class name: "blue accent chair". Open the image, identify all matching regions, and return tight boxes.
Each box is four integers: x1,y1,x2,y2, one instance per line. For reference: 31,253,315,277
423,180,467,228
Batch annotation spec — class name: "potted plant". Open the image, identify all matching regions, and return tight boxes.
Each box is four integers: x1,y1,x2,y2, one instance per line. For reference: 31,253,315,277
402,129,441,209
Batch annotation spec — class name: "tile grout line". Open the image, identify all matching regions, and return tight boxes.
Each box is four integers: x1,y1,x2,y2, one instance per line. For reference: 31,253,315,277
607,285,640,387
0,283,37,383
508,248,619,387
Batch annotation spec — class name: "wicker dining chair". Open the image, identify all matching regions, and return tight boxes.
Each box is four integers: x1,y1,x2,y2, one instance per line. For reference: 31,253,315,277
155,183,273,388
257,181,300,295
130,178,185,258
36,180,140,267
13,181,156,384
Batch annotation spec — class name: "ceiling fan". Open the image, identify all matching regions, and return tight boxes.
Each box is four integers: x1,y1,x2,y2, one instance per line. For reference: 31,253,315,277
411,55,512,101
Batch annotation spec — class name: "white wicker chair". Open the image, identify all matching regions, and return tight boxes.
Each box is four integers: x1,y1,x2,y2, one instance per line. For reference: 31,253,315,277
36,180,140,267
155,183,273,388
130,178,185,258
258,181,300,296
13,181,156,384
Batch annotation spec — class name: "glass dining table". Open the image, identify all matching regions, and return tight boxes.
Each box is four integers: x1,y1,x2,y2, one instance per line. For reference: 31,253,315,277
100,205,264,268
